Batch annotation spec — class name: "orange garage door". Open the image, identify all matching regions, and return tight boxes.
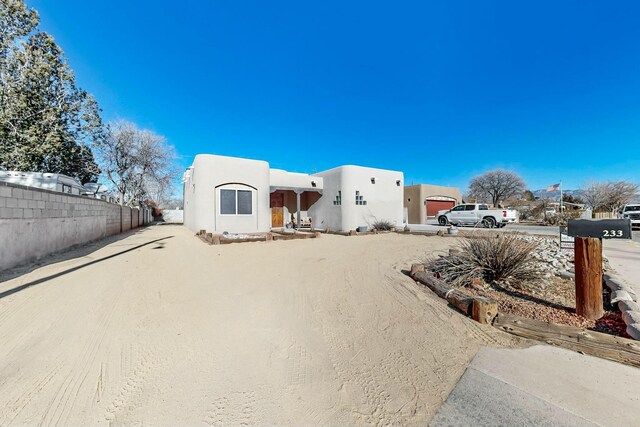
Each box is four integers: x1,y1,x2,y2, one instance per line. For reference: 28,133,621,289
426,200,455,217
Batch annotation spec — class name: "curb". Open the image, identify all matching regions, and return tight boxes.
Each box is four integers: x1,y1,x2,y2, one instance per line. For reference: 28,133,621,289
604,273,640,340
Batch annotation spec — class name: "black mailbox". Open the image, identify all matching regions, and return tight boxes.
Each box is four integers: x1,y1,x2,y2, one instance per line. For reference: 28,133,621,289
567,219,632,239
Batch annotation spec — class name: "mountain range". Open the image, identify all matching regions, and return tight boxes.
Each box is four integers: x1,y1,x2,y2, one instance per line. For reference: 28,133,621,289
531,189,586,201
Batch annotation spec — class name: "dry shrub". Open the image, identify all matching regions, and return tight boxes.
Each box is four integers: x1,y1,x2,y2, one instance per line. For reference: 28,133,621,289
428,235,541,288
543,210,582,226
372,219,394,231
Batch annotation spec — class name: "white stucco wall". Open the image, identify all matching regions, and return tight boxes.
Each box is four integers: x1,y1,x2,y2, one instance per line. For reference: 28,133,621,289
161,209,184,223
269,169,323,191
183,154,270,234
309,166,404,232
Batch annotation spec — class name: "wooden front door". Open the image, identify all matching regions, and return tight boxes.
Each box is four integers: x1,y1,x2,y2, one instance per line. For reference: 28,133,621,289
270,192,285,227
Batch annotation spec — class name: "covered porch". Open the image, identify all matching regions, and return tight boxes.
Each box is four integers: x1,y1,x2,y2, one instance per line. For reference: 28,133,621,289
269,169,323,230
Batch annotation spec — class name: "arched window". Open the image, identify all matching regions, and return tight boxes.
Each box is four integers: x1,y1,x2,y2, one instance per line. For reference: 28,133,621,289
216,183,256,215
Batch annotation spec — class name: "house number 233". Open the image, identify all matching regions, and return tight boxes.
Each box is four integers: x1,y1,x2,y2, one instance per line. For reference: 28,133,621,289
603,229,624,237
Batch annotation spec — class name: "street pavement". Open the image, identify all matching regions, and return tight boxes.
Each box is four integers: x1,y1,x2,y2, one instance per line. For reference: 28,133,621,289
603,237,640,300
430,345,640,427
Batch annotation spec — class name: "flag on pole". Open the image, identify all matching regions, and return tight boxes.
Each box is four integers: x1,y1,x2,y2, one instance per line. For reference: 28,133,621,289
546,183,560,192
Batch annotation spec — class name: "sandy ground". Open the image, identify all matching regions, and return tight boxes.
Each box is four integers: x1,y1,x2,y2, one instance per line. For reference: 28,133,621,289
0,225,519,426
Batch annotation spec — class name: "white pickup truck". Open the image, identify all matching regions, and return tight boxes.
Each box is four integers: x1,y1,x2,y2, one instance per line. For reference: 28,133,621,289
619,204,640,229
437,203,517,228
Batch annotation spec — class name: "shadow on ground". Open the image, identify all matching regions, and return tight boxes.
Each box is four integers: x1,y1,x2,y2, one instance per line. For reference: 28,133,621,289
0,231,173,300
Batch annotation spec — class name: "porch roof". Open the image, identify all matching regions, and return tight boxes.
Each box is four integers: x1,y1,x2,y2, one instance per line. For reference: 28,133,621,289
269,169,323,193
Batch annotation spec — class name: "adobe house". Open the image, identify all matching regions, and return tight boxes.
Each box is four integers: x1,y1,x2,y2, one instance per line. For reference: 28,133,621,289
183,154,404,234
404,184,463,224
308,165,404,232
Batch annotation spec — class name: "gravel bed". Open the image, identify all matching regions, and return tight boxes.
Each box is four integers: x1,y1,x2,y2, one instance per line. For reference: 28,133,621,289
443,235,629,338
460,283,629,337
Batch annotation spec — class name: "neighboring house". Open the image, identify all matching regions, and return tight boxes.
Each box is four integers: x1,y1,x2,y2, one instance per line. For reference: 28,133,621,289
404,184,463,224
182,154,404,234
0,171,87,196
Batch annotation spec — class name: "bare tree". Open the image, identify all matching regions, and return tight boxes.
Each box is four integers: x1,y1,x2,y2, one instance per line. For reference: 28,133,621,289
96,120,178,206
583,181,639,212
468,169,526,207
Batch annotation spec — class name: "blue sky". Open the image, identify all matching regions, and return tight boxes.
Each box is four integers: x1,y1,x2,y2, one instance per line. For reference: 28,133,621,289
28,0,640,192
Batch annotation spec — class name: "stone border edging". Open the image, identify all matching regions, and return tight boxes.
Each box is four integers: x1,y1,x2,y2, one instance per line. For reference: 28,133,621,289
604,272,640,340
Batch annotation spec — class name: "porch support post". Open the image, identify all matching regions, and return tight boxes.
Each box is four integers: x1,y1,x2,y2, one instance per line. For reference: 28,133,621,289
295,190,302,231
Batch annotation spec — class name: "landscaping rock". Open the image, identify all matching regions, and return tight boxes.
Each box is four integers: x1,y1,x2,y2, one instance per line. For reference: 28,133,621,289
555,270,575,280
622,311,640,325
626,323,640,340
619,300,640,313
611,290,633,305
517,235,574,277
604,275,626,291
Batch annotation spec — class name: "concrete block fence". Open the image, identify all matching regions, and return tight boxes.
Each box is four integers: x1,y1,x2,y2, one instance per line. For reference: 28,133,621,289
0,181,152,271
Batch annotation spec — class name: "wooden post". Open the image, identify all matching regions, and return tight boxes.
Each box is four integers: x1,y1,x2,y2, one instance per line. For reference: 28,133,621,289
574,237,603,320
472,297,498,324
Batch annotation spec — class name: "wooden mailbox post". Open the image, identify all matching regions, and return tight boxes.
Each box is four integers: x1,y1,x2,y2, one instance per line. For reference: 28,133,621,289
568,219,632,320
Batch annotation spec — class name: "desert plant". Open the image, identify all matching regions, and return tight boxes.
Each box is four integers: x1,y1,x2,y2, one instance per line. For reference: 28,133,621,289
542,210,582,226
372,219,394,231
427,235,541,288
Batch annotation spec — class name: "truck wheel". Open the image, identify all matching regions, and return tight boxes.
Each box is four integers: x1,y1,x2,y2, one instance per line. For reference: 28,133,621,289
482,217,496,228
438,216,448,226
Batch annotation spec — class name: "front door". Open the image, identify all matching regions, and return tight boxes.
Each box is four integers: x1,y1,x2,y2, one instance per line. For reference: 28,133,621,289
270,192,284,227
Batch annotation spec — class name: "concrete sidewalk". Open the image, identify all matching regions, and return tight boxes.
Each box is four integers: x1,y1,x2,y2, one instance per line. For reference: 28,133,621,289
430,345,640,426
603,238,640,299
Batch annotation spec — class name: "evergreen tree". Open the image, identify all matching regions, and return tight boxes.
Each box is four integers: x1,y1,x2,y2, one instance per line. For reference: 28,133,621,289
0,0,103,183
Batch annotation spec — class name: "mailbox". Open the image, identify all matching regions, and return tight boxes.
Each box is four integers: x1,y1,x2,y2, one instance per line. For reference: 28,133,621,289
567,219,632,239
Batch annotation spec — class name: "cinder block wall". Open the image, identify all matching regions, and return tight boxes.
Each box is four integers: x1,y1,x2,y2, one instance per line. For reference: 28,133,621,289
121,207,132,232
0,182,151,271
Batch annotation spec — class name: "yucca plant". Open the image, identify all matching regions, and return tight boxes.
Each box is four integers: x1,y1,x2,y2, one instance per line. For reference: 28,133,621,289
428,235,541,288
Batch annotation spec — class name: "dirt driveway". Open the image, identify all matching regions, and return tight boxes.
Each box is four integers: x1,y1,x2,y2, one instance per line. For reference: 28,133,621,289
0,225,517,426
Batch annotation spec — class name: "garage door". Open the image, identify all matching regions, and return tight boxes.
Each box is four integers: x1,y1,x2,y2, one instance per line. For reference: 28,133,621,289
426,200,455,217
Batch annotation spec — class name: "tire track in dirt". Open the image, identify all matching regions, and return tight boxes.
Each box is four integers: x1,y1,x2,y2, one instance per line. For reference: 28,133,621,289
104,344,161,423
203,390,260,427
40,281,126,427
0,365,62,426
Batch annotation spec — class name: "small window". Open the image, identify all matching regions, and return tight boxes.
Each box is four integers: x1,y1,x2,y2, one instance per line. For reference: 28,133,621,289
451,205,465,212
479,204,489,211
62,184,72,194
311,181,316,188
355,190,367,206
396,180,401,186
220,189,237,214
464,205,476,211
237,190,252,214
371,177,376,184
334,191,342,206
